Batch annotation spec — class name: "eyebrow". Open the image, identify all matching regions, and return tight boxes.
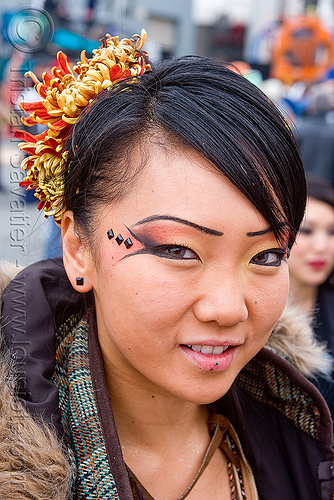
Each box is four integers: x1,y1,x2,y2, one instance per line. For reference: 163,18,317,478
134,215,223,236
246,228,273,237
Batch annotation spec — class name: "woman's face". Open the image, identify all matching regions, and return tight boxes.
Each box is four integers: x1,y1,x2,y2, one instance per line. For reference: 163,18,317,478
81,145,290,404
288,197,334,288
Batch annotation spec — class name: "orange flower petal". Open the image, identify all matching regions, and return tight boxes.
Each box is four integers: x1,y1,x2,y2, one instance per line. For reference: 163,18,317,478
14,130,38,142
43,72,52,86
57,51,73,75
19,101,44,112
24,71,40,85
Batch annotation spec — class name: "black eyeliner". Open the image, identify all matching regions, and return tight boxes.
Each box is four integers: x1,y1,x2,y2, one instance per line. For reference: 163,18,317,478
252,248,287,267
122,227,199,261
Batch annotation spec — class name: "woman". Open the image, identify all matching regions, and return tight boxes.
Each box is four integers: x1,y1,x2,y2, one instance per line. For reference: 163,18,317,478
288,176,334,356
1,32,333,499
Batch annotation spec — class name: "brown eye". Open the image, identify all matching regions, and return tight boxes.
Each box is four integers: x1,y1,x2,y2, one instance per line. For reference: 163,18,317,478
251,249,285,267
166,247,186,257
157,245,199,260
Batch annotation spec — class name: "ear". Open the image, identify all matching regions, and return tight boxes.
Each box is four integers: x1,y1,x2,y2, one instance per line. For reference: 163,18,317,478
61,211,94,292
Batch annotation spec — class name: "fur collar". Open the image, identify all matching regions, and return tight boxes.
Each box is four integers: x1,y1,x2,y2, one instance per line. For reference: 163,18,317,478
269,300,333,379
0,261,72,499
0,343,72,499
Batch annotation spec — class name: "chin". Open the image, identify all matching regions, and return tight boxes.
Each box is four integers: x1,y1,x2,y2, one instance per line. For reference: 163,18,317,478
177,381,236,406
304,276,329,287
187,392,231,406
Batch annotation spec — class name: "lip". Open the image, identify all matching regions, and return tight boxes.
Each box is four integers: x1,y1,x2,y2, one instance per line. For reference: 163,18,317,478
179,344,239,372
308,260,327,271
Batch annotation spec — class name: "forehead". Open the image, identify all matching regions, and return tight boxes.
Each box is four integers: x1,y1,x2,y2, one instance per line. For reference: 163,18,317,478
106,143,268,234
305,197,334,221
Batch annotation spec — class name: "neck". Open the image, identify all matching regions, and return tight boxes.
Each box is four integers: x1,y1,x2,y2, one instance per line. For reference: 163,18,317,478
289,278,318,313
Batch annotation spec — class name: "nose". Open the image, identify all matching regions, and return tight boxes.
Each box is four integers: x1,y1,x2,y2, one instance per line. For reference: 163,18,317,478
192,271,249,327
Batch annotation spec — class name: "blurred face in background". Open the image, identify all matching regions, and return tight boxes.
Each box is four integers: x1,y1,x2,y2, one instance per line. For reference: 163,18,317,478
288,197,334,288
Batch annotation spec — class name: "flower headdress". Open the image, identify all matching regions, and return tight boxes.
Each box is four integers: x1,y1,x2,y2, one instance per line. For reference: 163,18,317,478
14,30,151,222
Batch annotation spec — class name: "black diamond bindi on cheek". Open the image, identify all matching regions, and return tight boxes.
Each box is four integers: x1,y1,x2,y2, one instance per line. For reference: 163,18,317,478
124,237,133,249
115,234,124,245
107,229,114,239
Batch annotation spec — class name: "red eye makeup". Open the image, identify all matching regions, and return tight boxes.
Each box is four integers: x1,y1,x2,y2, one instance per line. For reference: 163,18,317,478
106,215,224,262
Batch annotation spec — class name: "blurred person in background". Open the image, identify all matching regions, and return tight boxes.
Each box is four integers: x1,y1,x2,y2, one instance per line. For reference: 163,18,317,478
288,176,334,358
294,82,334,185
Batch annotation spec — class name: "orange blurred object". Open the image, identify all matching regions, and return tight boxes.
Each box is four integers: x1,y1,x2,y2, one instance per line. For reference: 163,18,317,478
272,15,334,84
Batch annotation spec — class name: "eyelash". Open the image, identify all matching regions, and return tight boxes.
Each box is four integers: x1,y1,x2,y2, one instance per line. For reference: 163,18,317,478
250,248,287,267
150,244,200,260
148,244,287,268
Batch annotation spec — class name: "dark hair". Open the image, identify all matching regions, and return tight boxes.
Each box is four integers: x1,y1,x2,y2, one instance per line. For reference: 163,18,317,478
64,56,306,247
306,175,334,208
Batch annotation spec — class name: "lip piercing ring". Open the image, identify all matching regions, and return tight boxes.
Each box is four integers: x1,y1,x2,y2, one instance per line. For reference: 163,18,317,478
215,362,219,366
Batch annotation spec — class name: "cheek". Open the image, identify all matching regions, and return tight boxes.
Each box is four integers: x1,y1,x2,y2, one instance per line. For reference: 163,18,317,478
94,260,194,334
253,271,289,335
290,237,309,259
101,236,144,264
288,243,308,274
236,272,289,368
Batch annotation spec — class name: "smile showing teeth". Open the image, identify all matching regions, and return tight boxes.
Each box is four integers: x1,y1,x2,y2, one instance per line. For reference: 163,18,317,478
188,345,229,355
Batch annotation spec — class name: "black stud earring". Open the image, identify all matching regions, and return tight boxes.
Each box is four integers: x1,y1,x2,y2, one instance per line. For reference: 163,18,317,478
115,234,124,245
76,277,84,286
107,228,114,240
